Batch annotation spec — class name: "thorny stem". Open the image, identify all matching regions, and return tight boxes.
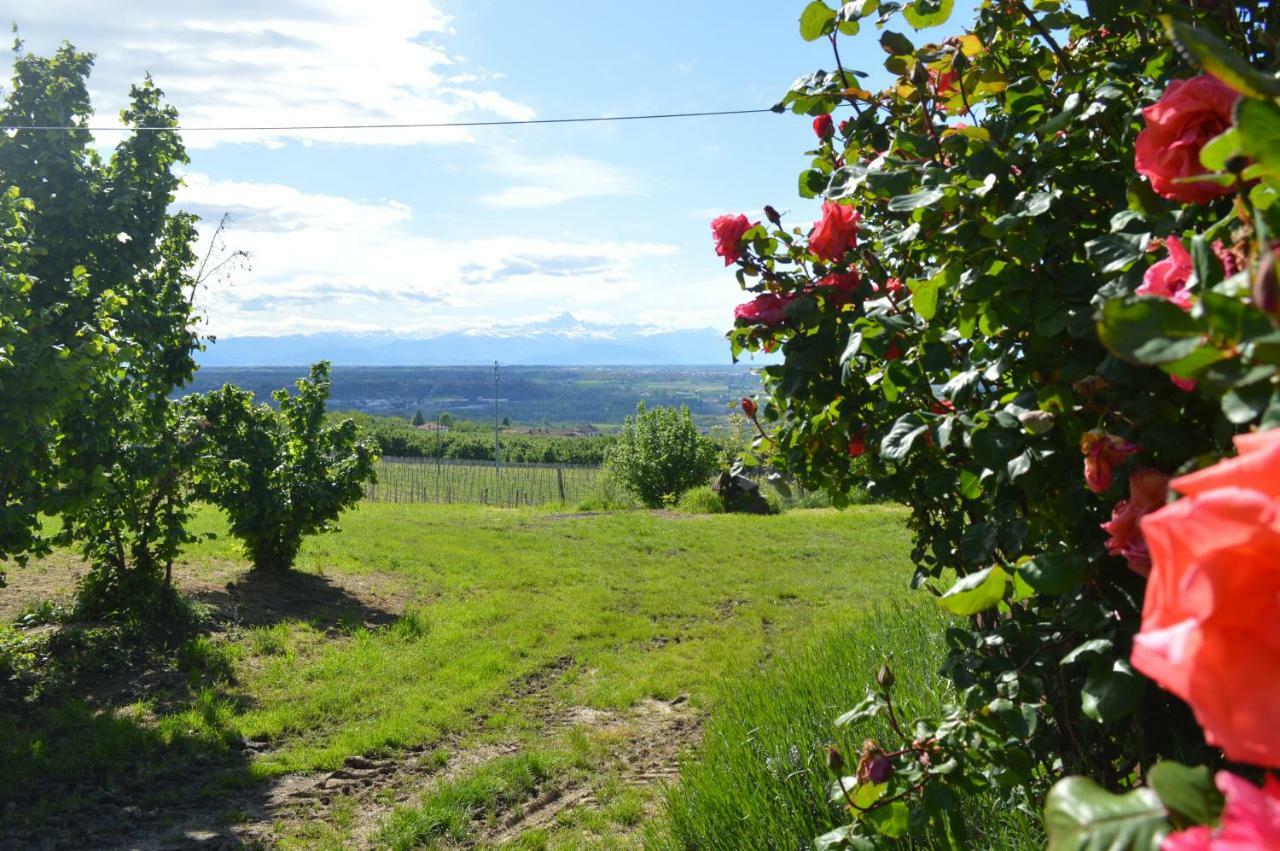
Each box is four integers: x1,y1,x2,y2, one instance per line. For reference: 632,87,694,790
884,688,909,744
828,33,865,118
1017,2,1074,74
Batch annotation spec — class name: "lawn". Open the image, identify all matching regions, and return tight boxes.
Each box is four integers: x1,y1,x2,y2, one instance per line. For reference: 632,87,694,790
0,502,914,848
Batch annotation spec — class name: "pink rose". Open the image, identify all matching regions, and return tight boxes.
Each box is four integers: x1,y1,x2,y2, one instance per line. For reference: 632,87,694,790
1132,429,1280,767
813,113,834,140
1163,773,1280,850
1101,467,1170,577
809,201,861,262
1080,430,1141,494
711,214,756,266
1137,236,1194,310
733,293,794,327
1135,75,1239,205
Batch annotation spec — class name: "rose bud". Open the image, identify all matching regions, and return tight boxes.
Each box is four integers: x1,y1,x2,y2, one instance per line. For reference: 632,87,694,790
741,397,758,418
826,746,845,774
813,113,834,140
764,205,782,227
1018,410,1056,435
838,119,849,135
856,740,893,785
1253,247,1280,318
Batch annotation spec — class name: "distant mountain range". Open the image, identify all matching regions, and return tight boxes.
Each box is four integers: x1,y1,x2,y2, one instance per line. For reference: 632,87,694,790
198,313,739,366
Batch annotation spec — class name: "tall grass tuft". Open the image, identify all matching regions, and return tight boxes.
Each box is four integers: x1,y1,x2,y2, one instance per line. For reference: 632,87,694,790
650,603,1043,850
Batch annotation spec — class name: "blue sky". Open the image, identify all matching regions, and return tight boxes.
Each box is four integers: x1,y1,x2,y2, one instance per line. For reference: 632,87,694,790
10,1,975,340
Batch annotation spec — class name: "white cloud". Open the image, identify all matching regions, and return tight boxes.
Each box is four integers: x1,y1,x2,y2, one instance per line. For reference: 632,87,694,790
12,0,534,147
176,174,715,337
478,154,639,208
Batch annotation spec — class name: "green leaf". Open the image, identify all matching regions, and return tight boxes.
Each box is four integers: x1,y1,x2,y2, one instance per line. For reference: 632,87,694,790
1097,298,1205,366
902,0,953,28
1148,761,1224,831
1061,638,1114,666
1161,17,1280,101
865,800,910,838
1237,97,1280,179
1085,233,1150,274
1081,659,1143,723
880,413,929,461
1044,777,1168,851
840,0,880,19
1199,127,1242,172
800,1,838,41
889,187,945,211
938,565,1009,616
1020,551,1086,595
879,30,915,56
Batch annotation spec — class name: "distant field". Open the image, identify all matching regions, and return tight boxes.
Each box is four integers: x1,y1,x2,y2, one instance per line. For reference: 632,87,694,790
0,502,913,849
183,364,763,426
366,457,603,507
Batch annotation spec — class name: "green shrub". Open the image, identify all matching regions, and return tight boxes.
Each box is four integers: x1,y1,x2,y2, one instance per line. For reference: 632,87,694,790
605,403,719,509
675,487,725,515
189,362,377,573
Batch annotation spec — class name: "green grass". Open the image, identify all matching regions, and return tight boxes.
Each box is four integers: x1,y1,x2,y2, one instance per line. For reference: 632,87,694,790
1,501,916,844
649,603,1044,850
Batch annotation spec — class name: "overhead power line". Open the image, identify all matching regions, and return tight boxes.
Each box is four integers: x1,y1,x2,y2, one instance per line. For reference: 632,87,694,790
0,106,779,133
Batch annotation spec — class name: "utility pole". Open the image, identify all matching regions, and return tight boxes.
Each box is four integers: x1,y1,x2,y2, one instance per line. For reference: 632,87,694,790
493,360,501,476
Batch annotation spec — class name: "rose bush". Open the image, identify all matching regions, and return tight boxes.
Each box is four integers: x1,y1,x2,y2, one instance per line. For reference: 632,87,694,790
715,0,1280,846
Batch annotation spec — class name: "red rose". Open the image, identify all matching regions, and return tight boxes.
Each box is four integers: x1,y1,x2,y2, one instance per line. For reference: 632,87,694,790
1101,467,1170,577
711,213,756,266
809,201,861,262
929,399,955,415
1163,773,1280,850
1131,429,1280,767
733,293,794,327
1134,75,1239,204
885,341,901,361
848,431,866,458
813,113,834,140
741,397,757,418
882,277,905,298
816,271,861,305
1080,430,1140,493
1137,236,1194,310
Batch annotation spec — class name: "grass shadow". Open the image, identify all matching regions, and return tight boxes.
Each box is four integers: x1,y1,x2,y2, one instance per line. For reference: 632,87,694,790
193,567,401,632
0,572,402,847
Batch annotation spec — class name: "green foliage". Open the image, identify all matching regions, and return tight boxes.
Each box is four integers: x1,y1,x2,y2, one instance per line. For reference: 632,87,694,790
606,403,719,508
1043,779,1167,851
723,1,1280,846
344,410,616,465
0,42,205,613
674,486,726,515
189,362,377,572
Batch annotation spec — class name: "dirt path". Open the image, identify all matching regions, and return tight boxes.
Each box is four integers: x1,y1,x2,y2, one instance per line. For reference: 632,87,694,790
1,564,702,849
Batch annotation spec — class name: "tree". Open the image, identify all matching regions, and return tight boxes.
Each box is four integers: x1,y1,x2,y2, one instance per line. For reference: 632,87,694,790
412,408,425,427
605,403,718,507
190,362,378,573
0,42,204,613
